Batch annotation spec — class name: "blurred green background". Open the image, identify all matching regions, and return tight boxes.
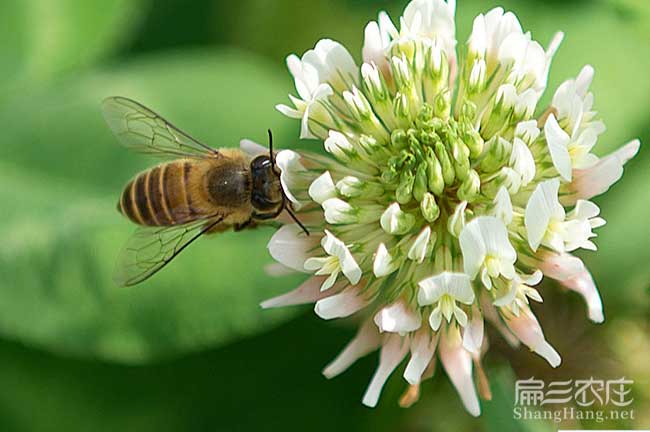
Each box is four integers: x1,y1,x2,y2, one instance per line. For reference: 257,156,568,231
0,0,648,430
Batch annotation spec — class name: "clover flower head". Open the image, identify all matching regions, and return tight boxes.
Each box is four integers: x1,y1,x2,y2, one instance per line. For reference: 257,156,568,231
263,0,640,416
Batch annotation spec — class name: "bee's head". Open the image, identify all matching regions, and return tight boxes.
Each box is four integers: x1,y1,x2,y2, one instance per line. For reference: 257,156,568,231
250,130,309,235
250,154,283,212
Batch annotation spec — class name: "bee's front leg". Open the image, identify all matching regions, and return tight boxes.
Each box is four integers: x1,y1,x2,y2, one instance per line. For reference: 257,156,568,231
234,219,256,231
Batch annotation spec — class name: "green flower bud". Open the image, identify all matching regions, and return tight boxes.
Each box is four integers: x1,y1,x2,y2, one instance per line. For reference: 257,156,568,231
426,150,444,195
457,169,481,202
420,192,440,222
463,126,485,159
480,136,512,173
451,139,471,181
419,130,439,146
396,170,415,204
391,129,408,150
434,89,451,120
381,166,399,183
459,101,477,124
393,92,411,121
416,103,435,127
434,142,455,186
359,134,379,153
413,162,428,202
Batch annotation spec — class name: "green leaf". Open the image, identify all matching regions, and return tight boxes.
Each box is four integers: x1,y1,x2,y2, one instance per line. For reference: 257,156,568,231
0,50,306,363
0,0,145,88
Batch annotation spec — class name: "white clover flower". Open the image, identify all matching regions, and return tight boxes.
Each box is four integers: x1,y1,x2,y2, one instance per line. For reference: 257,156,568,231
265,0,640,416
303,230,362,291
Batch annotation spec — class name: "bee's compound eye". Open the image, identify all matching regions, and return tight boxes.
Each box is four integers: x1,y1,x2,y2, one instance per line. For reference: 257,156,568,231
251,155,272,172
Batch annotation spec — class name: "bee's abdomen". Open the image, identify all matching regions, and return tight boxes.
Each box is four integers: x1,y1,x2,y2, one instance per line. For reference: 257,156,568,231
118,161,197,226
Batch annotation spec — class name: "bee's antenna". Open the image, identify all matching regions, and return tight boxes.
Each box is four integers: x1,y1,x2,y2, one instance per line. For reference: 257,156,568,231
267,128,275,167
285,205,310,236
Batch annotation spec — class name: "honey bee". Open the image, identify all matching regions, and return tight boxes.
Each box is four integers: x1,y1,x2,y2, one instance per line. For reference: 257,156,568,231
102,97,308,287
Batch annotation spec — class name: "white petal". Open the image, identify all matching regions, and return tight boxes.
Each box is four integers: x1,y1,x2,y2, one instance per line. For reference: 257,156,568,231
537,252,586,281
567,140,640,203
439,327,481,417
468,13,487,57
494,186,513,225
267,224,316,272
561,271,604,323
460,216,516,277
493,279,518,307
321,230,362,284
275,103,303,119
373,299,422,333
362,21,385,66
525,179,562,251
380,203,415,235
323,198,356,224
570,199,600,221
315,288,368,320
462,306,484,354
447,200,468,237
481,297,520,347
575,65,595,96
407,227,432,263
261,276,338,309
505,308,561,367
544,114,572,181
403,0,456,55
418,272,474,305
373,243,400,278
323,320,382,379
404,331,439,385
309,171,337,204
510,138,536,185
428,308,443,331
362,335,409,407
239,138,267,156
515,120,540,144
458,219,486,278
275,150,306,207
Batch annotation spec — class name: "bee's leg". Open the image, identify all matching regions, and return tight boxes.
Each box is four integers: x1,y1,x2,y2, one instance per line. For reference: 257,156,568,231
234,218,256,231
204,221,229,234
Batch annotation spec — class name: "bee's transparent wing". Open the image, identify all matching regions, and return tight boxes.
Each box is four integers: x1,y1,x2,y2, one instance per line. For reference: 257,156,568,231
114,215,224,287
102,96,221,159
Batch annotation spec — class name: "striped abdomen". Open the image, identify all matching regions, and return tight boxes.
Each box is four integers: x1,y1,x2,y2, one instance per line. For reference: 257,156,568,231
118,160,205,226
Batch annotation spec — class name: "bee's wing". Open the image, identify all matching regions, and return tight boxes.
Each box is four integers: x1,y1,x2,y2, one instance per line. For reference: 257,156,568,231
102,96,221,159
114,215,224,287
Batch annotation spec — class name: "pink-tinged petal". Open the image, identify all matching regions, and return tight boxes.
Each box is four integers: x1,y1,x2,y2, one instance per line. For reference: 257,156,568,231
404,330,439,385
314,287,369,320
505,308,561,367
374,299,422,333
439,327,481,417
537,252,585,281
323,320,381,379
261,276,340,309
563,140,641,205
267,224,318,272
481,295,520,347
362,335,409,407
562,271,604,323
263,262,296,277
462,306,484,354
